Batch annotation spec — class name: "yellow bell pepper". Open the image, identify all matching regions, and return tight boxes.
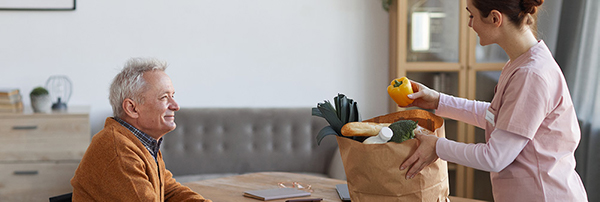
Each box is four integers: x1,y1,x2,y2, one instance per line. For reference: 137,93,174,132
387,77,414,107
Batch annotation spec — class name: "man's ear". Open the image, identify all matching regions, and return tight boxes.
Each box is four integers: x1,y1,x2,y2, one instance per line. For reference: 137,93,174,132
123,98,140,119
490,10,503,27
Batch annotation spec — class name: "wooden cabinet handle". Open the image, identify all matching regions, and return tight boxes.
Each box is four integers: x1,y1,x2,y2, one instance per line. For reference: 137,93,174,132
12,126,38,130
13,170,39,175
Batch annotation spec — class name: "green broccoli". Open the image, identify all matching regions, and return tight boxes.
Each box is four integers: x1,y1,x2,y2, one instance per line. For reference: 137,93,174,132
388,120,418,143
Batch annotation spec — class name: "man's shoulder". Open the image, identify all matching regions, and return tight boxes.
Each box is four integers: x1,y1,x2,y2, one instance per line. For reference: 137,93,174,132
93,119,129,143
88,118,143,156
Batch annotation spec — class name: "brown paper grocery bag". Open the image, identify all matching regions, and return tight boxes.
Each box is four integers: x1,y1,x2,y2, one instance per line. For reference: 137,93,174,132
336,109,449,202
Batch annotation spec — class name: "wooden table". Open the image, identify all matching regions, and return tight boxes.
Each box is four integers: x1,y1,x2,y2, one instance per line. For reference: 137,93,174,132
184,172,487,202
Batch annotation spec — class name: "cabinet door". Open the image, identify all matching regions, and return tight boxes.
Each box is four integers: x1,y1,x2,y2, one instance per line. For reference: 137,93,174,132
406,71,462,196
390,0,469,197
406,0,461,63
0,162,79,201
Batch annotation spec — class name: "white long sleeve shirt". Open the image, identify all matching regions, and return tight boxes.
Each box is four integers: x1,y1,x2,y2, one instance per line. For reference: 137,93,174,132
435,94,529,173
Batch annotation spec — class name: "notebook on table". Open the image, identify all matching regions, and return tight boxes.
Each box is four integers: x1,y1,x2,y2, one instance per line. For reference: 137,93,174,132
244,188,311,201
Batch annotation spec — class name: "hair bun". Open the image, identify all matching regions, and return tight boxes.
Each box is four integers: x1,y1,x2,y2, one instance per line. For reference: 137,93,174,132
521,0,544,14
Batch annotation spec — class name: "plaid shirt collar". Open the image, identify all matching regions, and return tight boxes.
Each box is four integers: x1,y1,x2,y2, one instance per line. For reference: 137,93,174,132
113,117,162,160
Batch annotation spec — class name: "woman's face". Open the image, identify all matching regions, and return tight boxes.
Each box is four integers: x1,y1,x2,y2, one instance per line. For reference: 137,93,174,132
466,0,496,46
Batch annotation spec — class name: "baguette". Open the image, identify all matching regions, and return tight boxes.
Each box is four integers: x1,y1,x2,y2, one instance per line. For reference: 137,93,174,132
341,122,391,137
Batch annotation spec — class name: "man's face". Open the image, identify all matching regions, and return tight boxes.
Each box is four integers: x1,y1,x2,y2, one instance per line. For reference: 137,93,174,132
135,70,179,138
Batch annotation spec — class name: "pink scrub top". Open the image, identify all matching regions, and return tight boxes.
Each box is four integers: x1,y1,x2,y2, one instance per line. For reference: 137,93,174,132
484,41,587,201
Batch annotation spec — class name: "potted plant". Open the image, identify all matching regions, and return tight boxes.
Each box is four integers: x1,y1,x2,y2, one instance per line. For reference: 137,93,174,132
30,86,52,113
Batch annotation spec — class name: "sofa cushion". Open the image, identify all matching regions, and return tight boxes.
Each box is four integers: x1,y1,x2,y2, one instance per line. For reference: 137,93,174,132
161,108,339,178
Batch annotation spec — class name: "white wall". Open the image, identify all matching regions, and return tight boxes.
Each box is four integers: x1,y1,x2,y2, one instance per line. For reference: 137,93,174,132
0,0,391,135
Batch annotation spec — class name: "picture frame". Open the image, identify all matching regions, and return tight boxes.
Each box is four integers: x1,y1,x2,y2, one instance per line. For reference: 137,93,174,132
0,0,75,11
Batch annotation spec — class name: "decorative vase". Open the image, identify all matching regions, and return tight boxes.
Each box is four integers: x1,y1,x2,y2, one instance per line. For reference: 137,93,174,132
30,94,52,113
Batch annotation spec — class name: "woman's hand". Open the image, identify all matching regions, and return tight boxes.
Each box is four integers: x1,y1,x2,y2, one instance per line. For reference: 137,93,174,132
399,131,439,179
404,80,440,110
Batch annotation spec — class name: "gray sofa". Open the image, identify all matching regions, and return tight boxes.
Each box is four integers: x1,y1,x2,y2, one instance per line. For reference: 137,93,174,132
160,108,345,182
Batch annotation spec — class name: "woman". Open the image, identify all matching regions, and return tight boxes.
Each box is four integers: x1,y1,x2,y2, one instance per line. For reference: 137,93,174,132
399,0,588,201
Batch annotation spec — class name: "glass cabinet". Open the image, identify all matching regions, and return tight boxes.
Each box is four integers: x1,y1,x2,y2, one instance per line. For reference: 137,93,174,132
406,0,460,62
388,0,506,199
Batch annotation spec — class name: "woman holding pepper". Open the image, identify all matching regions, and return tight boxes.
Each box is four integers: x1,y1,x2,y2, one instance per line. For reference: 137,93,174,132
399,0,588,201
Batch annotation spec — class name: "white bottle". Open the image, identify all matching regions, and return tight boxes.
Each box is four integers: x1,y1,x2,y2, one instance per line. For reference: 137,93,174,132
362,127,393,144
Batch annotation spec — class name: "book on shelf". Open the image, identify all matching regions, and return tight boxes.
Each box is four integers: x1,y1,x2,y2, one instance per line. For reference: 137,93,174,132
0,93,22,104
0,101,23,113
0,88,20,97
0,88,23,113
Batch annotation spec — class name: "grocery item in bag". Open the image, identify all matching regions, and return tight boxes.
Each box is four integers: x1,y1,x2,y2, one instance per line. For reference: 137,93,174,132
362,127,393,144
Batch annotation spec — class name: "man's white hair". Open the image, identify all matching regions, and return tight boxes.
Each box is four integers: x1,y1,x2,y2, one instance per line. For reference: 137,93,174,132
109,57,167,118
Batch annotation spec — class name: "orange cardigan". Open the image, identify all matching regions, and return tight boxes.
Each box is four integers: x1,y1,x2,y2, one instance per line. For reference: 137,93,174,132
71,118,211,202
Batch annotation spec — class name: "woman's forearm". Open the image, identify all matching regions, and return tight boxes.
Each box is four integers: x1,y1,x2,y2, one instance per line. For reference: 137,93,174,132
435,93,490,129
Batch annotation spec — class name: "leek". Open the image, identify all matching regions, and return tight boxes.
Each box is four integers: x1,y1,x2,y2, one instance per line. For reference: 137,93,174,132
312,93,361,145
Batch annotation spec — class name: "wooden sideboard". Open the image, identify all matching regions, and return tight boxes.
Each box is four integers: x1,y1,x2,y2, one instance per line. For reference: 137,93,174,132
0,106,90,201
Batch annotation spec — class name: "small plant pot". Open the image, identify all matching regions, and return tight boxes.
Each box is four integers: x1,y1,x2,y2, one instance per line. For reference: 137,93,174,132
30,94,52,113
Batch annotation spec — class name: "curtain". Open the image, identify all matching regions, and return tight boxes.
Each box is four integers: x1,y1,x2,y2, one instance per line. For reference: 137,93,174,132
554,0,600,201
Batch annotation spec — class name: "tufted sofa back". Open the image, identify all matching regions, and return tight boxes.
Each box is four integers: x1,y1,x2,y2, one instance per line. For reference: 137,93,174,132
161,108,339,178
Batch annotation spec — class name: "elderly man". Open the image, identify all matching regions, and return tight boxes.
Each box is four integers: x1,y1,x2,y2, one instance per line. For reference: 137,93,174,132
71,58,211,201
